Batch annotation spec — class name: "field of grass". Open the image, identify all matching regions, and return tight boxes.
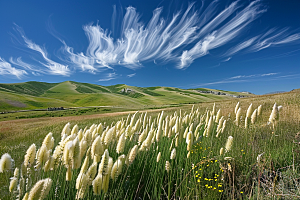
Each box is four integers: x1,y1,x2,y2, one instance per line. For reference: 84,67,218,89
0,81,254,113
0,89,299,199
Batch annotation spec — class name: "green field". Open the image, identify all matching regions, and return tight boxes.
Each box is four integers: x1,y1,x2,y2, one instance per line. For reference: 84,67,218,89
0,89,299,199
0,81,254,113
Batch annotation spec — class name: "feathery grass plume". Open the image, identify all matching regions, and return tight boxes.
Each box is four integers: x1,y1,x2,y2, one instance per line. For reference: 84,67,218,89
37,145,49,167
72,137,81,169
235,107,241,126
245,116,249,129
116,133,126,154
9,177,18,193
194,124,201,138
212,103,216,116
170,148,176,160
225,136,234,152
183,127,189,139
91,136,103,163
156,124,163,142
61,122,71,137
251,109,258,124
13,167,19,178
84,129,93,146
138,127,148,145
221,120,227,134
89,124,97,135
165,161,170,173
140,129,154,151
98,149,110,175
129,111,138,128
42,132,54,150
39,178,52,200
22,193,29,200
24,144,36,168
101,157,113,193
91,129,99,141
129,145,138,164
220,147,224,155
43,156,54,172
216,116,224,133
63,141,74,168
28,179,44,200
205,116,213,137
269,103,279,124
246,103,253,119
78,129,83,141
104,126,115,146
80,156,89,174
97,123,104,135
92,173,103,195
86,162,97,185
132,118,141,133
71,124,79,135
157,152,161,162
257,105,262,116
76,172,88,190
235,102,240,114
79,139,87,158
215,109,221,123
187,151,190,158
186,131,193,151
111,159,123,180
0,153,14,173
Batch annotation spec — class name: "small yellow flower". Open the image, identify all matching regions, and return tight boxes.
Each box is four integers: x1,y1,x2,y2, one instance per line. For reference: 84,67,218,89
219,190,223,192
240,191,243,194
215,160,218,162
241,149,244,151
205,184,208,187
205,178,208,180
208,186,212,189
197,179,200,182
213,187,216,190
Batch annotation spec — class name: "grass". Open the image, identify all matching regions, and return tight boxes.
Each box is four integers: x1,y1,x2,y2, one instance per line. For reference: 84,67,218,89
0,89,300,199
0,81,255,113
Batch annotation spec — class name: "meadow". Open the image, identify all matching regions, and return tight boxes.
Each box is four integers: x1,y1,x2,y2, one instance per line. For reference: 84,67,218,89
0,89,300,199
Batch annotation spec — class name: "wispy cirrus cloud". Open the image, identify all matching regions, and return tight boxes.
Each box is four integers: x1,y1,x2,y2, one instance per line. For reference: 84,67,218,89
0,58,27,79
197,72,279,86
98,72,117,81
127,73,136,78
2,0,300,81
13,25,70,76
225,28,300,56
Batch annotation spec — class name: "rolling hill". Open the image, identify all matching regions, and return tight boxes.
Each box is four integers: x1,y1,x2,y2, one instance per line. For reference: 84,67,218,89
0,81,255,112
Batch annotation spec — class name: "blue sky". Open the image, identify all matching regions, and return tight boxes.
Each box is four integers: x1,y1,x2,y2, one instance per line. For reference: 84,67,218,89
0,0,299,94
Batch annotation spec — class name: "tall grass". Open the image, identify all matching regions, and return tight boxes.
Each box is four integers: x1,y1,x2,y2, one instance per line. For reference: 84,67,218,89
1,91,300,199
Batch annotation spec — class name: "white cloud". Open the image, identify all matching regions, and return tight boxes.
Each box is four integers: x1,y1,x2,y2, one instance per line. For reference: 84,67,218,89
0,57,27,79
127,73,136,78
13,25,70,76
98,72,117,81
3,1,299,80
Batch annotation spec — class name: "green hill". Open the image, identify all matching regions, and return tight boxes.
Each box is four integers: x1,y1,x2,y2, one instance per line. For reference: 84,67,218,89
0,81,255,112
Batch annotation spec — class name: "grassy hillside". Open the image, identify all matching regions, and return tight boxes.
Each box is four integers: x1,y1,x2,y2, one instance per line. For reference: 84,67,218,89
0,89,299,199
0,81,255,112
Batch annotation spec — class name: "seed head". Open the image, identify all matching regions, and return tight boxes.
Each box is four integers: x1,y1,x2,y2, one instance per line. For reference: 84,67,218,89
0,153,14,173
